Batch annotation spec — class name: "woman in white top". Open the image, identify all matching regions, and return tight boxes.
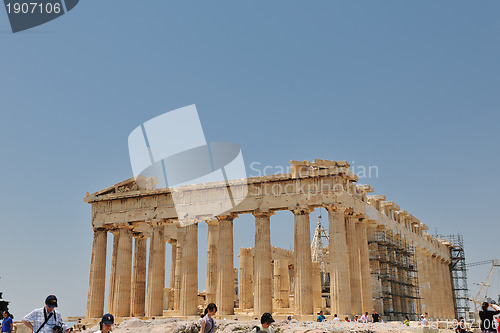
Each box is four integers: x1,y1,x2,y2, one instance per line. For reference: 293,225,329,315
200,303,217,333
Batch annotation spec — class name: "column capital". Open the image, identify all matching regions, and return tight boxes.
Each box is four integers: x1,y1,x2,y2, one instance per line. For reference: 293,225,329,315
147,219,168,227
324,205,347,213
206,218,219,226
93,226,109,233
113,223,136,231
252,210,275,218
108,228,120,235
216,213,238,222
132,232,147,239
291,207,313,215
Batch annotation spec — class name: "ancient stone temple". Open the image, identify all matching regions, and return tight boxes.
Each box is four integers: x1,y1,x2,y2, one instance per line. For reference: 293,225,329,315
84,159,456,321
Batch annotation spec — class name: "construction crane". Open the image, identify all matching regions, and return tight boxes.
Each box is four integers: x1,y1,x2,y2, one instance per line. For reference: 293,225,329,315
466,259,499,311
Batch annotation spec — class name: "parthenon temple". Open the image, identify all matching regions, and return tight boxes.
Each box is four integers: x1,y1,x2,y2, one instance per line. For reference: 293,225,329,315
84,159,456,322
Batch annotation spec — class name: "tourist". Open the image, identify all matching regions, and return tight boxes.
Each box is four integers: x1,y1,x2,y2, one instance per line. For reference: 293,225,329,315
354,315,359,322
200,303,217,333
317,311,326,322
456,316,467,333
479,302,500,333
251,312,275,333
371,309,380,323
344,316,350,322
286,315,292,322
360,312,369,323
2,311,13,333
96,314,114,333
332,314,340,322
22,295,69,333
421,314,428,326
404,316,410,326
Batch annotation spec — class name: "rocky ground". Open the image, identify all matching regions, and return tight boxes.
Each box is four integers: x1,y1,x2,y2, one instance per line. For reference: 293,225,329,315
83,317,438,333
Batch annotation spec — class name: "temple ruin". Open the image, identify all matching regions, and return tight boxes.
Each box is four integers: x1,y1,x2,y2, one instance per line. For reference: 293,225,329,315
84,159,456,322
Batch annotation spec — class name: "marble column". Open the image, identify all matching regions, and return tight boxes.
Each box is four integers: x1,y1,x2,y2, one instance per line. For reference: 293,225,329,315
437,256,448,319
356,219,373,313
429,254,440,319
174,226,185,311
206,219,219,304
446,261,456,318
180,223,198,315
327,207,351,316
131,235,147,317
312,262,322,310
346,215,362,314
169,240,177,289
146,222,165,317
166,240,176,310
416,248,427,315
113,228,133,317
368,224,384,314
216,214,237,315
253,211,274,315
86,228,107,318
239,248,254,309
293,208,313,315
273,259,289,309
107,230,119,315
422,251,433,317
441,259,454,319
439,260,448,318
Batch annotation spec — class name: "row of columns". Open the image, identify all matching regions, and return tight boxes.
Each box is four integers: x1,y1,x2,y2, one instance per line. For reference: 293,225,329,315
86,208,323,318
328,208,373,317
417,248,455,319
86,207,452,320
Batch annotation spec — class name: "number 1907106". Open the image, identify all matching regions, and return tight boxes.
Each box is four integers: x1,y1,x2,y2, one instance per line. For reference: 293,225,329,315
5,2,61,14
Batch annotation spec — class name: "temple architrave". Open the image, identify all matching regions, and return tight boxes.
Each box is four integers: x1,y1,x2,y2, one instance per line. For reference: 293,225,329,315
83,159,456,322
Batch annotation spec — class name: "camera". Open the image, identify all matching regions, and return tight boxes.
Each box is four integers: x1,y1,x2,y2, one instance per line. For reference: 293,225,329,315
53,326,63,333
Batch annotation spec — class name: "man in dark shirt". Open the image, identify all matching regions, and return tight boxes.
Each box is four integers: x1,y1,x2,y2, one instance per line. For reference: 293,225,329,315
479,302,500,333
371,309,380,323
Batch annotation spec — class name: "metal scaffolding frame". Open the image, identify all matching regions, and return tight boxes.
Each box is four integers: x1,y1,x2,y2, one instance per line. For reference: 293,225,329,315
369,231,420,320
435,234,470,319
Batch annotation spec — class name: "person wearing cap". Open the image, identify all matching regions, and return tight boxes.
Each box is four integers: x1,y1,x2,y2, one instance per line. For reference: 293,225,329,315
251,313,275,333
420,314,428,326
22,295,69,333
96,314,114,333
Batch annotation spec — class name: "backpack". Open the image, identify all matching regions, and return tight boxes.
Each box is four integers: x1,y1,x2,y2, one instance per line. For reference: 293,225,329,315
252,326,261,332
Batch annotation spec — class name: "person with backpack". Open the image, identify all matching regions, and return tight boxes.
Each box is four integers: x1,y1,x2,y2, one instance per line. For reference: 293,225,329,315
200,303,217,333
251,313,275,333
22,295,69,333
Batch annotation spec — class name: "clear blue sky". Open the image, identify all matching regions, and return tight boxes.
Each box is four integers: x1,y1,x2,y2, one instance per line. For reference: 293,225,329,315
1,0,499,320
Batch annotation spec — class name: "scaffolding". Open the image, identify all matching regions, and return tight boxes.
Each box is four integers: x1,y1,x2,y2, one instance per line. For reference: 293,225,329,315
435,234,470,319
369,231,420,321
